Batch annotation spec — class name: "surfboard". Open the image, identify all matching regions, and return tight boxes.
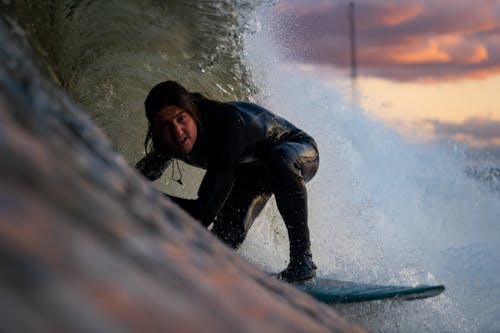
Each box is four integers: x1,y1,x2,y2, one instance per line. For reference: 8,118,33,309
292,278,445,304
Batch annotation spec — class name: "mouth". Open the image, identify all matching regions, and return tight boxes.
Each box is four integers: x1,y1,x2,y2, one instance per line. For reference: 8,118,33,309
169,136,193,155
176,137,188,144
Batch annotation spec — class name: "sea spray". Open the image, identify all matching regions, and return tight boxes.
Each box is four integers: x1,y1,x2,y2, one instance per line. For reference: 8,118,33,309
240,5,500,333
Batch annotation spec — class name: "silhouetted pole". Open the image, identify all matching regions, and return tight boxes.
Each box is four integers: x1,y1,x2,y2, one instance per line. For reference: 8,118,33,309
349,1,357,80
349,1,358,105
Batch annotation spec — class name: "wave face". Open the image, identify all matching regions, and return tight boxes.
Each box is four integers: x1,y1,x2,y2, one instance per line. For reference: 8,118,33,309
7,0,258,163
4,1,500,332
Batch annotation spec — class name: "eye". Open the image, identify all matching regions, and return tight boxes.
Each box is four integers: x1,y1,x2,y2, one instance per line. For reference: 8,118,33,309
155,118,172,131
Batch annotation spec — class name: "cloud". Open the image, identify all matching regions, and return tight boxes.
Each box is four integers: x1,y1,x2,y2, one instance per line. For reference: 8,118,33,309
427,117,500,145
378,3,424,26
274,0,500,81
423,117,500,165
388,39,451,64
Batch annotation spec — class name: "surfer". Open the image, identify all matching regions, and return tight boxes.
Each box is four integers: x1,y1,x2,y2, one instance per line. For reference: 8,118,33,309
136,81,319,282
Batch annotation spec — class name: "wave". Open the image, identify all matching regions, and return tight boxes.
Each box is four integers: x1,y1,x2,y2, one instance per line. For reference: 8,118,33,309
5,0,263,162
3,1,500,332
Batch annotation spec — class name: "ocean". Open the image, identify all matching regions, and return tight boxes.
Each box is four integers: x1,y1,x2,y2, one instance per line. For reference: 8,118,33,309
3,1,499,332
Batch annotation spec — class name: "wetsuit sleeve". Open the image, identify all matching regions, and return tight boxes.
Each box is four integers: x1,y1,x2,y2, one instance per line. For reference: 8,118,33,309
196,113,246,224
135,152,171,181
163,194,201,218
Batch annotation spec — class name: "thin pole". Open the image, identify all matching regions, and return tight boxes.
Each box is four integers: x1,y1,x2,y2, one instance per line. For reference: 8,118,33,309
348,1,358,105
349,1,357,80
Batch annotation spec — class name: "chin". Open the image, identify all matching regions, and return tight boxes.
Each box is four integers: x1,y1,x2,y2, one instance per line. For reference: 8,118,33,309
176,146,193,156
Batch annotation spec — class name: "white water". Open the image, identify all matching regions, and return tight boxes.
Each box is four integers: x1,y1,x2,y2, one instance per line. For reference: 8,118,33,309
239,7,500,333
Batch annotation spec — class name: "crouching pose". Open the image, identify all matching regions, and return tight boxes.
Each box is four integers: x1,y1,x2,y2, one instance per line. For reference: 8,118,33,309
136,81,319,282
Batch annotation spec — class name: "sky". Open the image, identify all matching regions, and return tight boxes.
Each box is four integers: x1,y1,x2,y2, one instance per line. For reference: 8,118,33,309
274,0,500,163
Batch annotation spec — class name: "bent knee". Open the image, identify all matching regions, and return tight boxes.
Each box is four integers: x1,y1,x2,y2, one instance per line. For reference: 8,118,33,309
265,143,319,182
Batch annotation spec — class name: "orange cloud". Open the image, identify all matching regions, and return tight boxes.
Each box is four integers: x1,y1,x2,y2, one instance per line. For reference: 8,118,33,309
380,3,424,26
463,66,500,80
390,39,451,64
274,0,500,82
404,65,500,83
462,44,489,64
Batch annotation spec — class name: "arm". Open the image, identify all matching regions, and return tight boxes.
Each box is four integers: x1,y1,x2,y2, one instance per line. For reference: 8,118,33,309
196,112,246,224
137,154,207,225
136,152,211,226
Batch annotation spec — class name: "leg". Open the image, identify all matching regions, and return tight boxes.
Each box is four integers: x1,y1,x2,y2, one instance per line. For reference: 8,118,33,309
263,137,319,281
211,164,272,249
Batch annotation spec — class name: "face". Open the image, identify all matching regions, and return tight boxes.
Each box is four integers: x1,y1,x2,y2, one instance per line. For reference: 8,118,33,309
153,105,198,156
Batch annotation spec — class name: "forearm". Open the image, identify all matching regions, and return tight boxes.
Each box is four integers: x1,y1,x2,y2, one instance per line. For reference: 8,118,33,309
196,173,233,224
164,194,209,227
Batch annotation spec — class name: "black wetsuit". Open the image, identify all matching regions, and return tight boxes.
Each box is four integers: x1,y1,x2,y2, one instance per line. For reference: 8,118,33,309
136,102,319,257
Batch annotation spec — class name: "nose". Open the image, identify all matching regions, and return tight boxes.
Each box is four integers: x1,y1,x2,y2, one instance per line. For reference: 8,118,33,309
171,123,183,137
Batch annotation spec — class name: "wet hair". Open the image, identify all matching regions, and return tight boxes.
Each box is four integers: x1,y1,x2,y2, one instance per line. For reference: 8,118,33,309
143,81,205,155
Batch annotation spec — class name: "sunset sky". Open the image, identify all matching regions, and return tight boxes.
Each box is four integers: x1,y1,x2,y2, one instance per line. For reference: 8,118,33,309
275,0,500,162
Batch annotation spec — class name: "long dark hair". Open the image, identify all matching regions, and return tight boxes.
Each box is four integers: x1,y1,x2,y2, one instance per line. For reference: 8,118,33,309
143,81,206,155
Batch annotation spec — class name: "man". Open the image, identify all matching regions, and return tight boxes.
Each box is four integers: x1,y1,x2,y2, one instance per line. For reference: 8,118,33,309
136,81,319,282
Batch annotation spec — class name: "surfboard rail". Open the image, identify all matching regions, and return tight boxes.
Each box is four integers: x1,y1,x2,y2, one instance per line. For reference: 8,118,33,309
292,278,445,304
